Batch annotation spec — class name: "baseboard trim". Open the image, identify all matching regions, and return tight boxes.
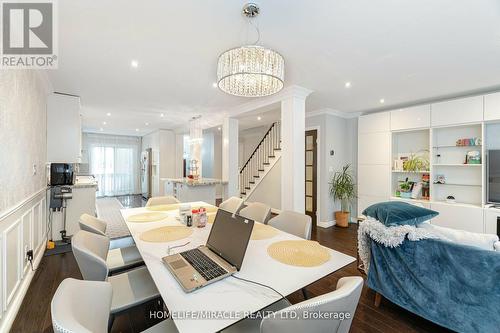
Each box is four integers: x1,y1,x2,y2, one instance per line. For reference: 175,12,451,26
317,220,335,228
0,238,46,333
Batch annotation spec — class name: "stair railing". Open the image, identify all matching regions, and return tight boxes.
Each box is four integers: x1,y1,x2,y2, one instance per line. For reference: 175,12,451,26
239,121,281,195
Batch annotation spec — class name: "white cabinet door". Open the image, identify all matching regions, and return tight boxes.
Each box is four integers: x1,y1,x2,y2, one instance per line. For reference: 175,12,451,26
484,208,500,235
430,202,484,233
358,165,390,197
484,92,500,122
358,112,390,133
358,132,391,165
358,195,388,216
431,96,483,127
47,94,82,163
390,105,431,131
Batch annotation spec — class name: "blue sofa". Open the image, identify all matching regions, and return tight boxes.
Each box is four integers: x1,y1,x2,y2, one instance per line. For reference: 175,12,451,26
367,237,500,333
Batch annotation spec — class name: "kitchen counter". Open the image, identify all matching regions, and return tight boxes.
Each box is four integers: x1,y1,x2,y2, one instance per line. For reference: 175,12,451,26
162,178,226,205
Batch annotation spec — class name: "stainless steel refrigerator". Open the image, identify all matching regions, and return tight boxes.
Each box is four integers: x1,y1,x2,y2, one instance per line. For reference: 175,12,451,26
141,148,152,199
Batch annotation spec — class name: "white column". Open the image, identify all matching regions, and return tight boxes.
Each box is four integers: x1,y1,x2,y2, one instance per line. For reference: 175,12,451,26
222,117,239,198
281,95,306,212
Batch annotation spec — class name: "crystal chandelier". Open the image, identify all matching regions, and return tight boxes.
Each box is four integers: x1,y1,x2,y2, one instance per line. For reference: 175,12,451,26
217,3,285,97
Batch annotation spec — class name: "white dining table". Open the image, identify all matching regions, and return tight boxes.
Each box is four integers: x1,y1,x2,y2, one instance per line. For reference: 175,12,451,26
121,202,356,333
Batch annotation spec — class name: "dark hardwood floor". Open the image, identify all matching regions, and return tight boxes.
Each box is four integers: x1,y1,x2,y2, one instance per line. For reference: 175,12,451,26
11,196,451,333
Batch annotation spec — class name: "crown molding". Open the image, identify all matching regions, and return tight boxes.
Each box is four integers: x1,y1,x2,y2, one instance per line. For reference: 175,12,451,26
306,108,360,119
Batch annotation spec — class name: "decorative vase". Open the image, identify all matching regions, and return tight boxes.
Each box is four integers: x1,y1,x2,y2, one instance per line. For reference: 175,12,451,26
335,211,349,228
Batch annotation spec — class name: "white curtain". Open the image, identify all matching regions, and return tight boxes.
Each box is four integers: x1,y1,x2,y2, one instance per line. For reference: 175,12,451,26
83,133,141,197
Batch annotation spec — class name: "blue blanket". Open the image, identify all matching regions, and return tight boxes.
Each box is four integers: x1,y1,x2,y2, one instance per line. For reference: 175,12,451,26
368,238,500,333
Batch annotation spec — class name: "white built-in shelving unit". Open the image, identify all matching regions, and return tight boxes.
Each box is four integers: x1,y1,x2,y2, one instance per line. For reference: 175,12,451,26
358,92,500,234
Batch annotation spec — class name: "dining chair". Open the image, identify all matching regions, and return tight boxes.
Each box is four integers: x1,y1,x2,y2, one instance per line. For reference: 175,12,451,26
219,196,244,214
223,276,363,333
146,195,180,207
71,230,160,317
268,211,312,240
239,202,272,224
79,214,144,274
51,278,178,333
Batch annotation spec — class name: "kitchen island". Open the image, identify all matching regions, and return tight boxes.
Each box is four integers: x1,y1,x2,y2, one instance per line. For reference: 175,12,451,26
162,178,227,205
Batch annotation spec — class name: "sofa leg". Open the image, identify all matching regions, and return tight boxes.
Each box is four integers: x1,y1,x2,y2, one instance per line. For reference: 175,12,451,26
374,292,382,307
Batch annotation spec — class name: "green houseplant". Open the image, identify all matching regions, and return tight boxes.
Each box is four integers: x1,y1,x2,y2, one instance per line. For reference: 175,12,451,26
329,164,356,228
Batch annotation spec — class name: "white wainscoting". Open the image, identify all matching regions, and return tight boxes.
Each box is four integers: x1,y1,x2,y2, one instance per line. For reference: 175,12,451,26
0,188,47,332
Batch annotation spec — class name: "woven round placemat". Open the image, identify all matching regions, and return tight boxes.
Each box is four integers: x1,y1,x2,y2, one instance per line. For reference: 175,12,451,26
140,226,193,242
127,212,168,223
251,223,279,240
207,212,217,224
146,204,181,212
267,240,330,267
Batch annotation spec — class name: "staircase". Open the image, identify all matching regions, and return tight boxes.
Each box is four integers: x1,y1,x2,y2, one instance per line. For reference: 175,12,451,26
240,121,281,199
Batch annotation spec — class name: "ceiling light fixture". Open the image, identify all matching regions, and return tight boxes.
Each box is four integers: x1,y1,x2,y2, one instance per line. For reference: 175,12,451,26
217,127,221,131
216,3,284,97
212,82,218,88
345,82,351,88
257,116,262,120
145,122,149,126
131,60,139,68
135,128,139,132
380,98,385,104
160,113,164,117
106,112,111,116
102,121,107,125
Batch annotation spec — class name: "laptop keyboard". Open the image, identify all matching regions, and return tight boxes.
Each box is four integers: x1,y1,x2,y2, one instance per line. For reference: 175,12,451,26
180,248,228,281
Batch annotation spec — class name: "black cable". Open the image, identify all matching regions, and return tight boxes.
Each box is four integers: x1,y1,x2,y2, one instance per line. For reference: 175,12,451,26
231,275,287,302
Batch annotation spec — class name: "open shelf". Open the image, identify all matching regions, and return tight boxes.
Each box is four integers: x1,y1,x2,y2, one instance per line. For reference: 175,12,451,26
433,183,481,187
433,145,482,149
392,170,430,173
433,163,481,167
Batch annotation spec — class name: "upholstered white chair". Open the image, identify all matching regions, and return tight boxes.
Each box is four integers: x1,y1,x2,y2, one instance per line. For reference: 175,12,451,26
219,196,244,214
79,213,144,274
51,278,178,333
71,230,159,316
268,211,312,240
146,195,180,207
223,276,363,333
239,202,272,224
79,213,107,236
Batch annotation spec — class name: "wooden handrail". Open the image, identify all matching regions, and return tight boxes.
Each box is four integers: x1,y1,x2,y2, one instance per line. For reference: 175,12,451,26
239,122,279,174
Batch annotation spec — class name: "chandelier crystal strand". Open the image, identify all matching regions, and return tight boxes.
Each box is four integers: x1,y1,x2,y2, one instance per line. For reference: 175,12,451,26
217,45,284,97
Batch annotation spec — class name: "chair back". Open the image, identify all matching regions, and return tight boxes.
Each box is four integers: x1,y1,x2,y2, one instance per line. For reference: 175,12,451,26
72,230,110,281
261,276,363,333
146,195,180,207
268,211,312,239
51,278,112,333
79,213,107,236
239,202,272,224
219,197,244,214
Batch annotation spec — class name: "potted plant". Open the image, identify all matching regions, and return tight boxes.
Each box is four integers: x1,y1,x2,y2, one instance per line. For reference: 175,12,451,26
399,181,412,198
329,164,356,228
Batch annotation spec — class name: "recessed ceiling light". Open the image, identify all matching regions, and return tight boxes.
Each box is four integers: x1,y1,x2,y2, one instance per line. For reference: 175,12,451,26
160,113,164,117
106,112,111,116
135,128,139,132
131,60,139,68
102,121,107,125
257,116,262,121
145,122,149,126
212,82,218,88
100,127,103,131
217,127,221,131
379,98,385,104
344,82,351,88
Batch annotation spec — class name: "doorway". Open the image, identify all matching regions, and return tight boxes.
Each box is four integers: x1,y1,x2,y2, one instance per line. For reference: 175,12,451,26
305,130,318,226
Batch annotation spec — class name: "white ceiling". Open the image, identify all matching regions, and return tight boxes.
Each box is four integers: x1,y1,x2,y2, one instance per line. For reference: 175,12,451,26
48,0,500,136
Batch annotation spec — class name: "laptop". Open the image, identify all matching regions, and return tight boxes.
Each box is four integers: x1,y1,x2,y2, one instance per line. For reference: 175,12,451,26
162,209,255,292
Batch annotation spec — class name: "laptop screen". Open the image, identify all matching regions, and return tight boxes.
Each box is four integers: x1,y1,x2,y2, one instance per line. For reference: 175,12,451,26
206,209,255,271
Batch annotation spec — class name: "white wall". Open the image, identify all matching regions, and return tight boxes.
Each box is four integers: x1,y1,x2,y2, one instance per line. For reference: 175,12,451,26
247,159,282,210
238,125,269,167
0,70,49,214
0,70,50,332
306,114,358,224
